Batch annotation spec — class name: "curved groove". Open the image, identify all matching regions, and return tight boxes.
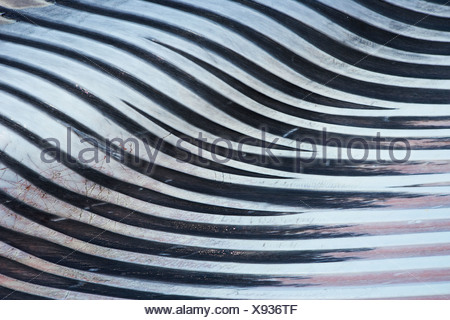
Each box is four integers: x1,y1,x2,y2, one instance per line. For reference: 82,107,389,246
48,1,450,104
0,0,449,300
297,0,450,55
230,0,450,79
354,0,450,32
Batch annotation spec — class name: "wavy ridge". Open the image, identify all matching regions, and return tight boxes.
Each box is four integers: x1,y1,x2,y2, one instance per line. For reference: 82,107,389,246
0,0,449,299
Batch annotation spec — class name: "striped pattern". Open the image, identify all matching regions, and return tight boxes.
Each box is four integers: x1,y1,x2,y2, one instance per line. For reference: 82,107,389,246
0,0,449,299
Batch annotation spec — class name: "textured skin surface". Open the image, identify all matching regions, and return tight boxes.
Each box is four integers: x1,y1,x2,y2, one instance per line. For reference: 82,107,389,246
0,0,50,9
0,0,449,299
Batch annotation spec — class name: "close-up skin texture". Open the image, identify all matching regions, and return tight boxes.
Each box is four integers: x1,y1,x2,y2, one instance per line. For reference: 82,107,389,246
0,0,449,300
0,16,13,24
0,0,50,9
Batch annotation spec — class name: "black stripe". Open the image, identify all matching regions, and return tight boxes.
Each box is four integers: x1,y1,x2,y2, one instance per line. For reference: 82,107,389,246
0,188,362,247
51,0,450,103
0,79,281,179
297,0,450,55
154,40,450,130
0,226,364,280
355,0,450,32
28,1,390,110
0,285,51,300
230,0,450,79
0,117,425,209
0,256,204,299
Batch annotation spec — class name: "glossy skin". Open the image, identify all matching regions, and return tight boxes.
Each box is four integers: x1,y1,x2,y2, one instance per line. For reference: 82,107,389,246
0,0,449,299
